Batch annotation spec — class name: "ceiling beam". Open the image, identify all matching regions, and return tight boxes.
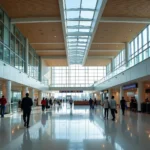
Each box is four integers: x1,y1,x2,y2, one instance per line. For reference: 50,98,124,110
11,16,150,24
36,50,65,53
89,49,120,52
82,0,108,65
36,49,120,53
31,42,124,45
92,42,124,45
31,42,64,45
41,56,113,59
11,17,61,24
100,17,150,24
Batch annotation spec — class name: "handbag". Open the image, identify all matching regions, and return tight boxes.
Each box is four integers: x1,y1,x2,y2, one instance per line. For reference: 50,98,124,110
114,109,117,114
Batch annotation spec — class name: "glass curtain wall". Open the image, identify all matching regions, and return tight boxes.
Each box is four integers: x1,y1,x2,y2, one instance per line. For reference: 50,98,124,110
106,63,111,75
113,49,125,70
28,46,40,80
51,65,106,87
128,25,150,67
0,7,25,72
0,7,40,80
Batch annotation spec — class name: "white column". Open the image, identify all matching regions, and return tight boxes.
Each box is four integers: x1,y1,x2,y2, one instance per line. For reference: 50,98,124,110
111,58,114,73
137,81,143,111
25,38,29,74
108,89,112,100
2,81,11,113
120,86,124,100
125,42,129,67
31,89,34,106
38,91,42,105
39,57,42,82
21,87,29,99
31,89,34,101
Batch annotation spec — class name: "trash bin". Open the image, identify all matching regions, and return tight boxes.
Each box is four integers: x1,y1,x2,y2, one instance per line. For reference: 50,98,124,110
146,103,150,114
141,102,146,113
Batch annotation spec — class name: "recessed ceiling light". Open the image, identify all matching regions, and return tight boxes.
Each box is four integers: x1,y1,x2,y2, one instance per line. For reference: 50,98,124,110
129,29,132,32
54,36,56,38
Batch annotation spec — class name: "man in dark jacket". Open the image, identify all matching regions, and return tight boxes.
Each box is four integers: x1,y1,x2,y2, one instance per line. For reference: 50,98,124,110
120,97,126,115
21,93,33,128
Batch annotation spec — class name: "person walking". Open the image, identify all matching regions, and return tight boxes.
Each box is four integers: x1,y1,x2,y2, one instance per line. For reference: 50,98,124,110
0,95,7,118
45,98,49,110
120,97,126,115
49,98,52,108
41,98,46,112
69,98,73,108
89,98,93,109
109,96,117,121
103,97,109,119
21,93,33,128
94,98,97,107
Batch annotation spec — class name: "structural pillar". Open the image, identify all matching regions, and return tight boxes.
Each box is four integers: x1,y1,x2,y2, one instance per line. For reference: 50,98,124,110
31,89,34,101
137,81,143,112
125,42,129,67
108,89,112,100
111,58,114,73
31,88,35,106
120,86,124,100
25,38,29,74
2,81,11,113
21,87,29,99
39,56,42,82
38,91,42,105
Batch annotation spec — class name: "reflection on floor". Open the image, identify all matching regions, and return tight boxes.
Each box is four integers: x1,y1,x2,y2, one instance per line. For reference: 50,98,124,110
0,103,150,150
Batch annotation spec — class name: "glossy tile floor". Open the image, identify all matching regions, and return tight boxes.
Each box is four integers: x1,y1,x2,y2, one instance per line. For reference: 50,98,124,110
0,104,150,150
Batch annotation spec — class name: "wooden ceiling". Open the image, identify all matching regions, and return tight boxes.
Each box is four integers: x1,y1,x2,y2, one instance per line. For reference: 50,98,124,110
0,0,60,18
16,23,64,43
0,0,148,66
44,58,67,66
93,23,147,43
103,0,150,18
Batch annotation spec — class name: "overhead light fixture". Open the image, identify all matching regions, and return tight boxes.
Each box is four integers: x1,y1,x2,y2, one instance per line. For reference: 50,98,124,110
54,36,56,38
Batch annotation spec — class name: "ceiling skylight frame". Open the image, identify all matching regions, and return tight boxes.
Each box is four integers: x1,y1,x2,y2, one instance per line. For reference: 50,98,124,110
61,0,105,64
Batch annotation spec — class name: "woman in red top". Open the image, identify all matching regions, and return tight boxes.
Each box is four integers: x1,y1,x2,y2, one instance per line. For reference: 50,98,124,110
0,95,7,118
41,98,46,112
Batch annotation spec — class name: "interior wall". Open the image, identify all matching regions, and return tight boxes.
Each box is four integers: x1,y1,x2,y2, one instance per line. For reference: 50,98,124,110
42,60,50,83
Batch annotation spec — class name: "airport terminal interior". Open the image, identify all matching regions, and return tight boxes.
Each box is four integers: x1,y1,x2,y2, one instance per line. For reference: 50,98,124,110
1,0,150,149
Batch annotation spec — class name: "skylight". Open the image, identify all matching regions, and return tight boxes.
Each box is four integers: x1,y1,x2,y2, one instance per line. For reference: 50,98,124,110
62,0,104,64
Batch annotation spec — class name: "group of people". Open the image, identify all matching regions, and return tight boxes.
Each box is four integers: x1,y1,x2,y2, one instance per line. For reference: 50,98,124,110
41,98,53,112
103,96,126,121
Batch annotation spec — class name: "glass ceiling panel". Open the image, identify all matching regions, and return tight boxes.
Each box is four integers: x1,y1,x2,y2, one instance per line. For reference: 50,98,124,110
80,11,94,19
78,39,88,42
80,21,92,26
67,29,78,32
81,0,97,9
79,29,90,32
66,11,80,19
63,0,102,64
66,0,81,9
67,21,79,26
68,39,78,42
